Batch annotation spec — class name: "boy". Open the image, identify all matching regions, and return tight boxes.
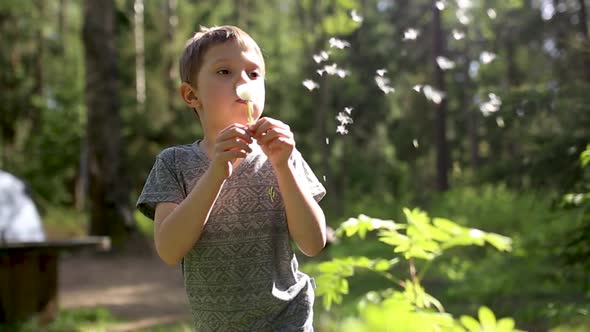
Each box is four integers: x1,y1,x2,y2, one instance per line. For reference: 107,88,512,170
137,25,326,331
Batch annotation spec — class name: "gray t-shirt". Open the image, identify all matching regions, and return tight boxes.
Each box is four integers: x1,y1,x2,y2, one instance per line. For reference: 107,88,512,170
137,140,325,331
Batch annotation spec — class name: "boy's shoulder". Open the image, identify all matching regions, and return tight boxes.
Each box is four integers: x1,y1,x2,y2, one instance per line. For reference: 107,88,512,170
157,143,197,163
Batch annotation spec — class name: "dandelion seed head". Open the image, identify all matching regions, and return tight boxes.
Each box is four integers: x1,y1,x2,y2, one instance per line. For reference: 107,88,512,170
413,139,419,148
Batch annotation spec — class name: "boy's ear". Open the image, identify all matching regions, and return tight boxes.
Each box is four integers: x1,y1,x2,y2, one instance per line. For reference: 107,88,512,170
180,82,200,108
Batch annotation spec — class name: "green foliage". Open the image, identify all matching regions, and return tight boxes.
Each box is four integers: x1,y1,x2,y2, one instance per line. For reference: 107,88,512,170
315,210,519,331
0,307,118,332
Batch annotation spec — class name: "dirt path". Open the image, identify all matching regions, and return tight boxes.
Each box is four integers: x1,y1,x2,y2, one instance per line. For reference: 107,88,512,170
58,251,191,331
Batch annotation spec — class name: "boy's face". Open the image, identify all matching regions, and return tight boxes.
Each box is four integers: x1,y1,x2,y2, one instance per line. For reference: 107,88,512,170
192,40,265,132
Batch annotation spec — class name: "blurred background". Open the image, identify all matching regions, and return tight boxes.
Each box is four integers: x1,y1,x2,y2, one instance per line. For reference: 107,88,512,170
0,0,589,331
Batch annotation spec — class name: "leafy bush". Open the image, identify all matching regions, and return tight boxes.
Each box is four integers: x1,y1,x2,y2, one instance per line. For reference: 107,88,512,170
313,209,519,332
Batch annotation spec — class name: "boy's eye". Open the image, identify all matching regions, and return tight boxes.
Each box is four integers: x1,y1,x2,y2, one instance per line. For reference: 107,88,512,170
217,69,230,75
249,71,261,79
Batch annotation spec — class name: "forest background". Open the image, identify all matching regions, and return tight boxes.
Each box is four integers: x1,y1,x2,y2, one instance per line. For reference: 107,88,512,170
1,0,589,331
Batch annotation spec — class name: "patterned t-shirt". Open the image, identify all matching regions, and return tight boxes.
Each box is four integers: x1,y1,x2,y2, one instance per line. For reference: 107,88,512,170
137,140,325,331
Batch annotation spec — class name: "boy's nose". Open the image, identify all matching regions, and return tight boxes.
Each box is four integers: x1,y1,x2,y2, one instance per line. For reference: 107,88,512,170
236,70,251,84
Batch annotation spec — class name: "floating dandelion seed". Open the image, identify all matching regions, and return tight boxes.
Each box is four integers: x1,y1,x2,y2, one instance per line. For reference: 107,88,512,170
480,51,497,64
436,56,456,70
487,8,497,19
350,9,363,23
422,85,445,104
456,9,471,25
480,93,502,116
328,37,350,49
496,117,505,128
336,69,350,78
375,76,395,94
302,79,320,91
344,107,353,115
376,69,387,76
323,175,327,182
323,63,338,75
403,28,420,40
436,0,446,10
317,69,325,76
413,139,419,148
313,51,330,64
336,125,349,135
413,84,423,92
453,29,465,40
325,137,330,145
336,112,353,125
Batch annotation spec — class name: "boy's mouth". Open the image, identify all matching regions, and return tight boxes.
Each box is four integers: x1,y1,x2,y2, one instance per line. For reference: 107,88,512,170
236,99,248,105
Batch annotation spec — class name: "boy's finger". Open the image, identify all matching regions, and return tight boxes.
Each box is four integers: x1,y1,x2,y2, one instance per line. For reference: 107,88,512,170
216,139,252,153
218,126,253,143
257,128,292,145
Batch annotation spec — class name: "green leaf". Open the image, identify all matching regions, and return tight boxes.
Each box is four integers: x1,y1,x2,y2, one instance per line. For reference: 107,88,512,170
433,218,464,235
484,233,513,252
460,315,481,332
479,306,497,331
339,278,349,293
497,318,516,331
580,144,590,167
373,259,392,271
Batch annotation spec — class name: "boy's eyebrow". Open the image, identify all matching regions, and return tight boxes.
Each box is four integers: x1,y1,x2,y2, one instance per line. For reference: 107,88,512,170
210,57,261,68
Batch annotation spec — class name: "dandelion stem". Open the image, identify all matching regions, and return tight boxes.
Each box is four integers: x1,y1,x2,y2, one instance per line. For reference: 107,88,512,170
247,101,253,125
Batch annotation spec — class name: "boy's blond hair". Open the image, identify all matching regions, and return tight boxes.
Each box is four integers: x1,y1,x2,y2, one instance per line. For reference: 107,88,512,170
179,25,265,86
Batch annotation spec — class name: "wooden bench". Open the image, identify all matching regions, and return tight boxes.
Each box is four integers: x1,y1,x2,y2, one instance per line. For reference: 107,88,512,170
0,237,110,324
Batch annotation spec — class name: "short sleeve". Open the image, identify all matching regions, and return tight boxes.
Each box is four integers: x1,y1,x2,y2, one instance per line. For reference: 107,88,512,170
290,149,326,202
136,151,185,220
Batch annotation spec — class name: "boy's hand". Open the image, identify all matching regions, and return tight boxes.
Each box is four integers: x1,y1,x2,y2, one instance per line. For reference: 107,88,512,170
249,117,294,169
209,123,253,180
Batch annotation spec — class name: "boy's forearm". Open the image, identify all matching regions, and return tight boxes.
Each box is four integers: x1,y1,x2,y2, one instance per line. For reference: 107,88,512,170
155,168,225,264
274,164,326,256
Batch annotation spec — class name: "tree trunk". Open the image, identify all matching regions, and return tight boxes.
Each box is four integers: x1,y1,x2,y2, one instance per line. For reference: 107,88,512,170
578,0,590,82
166,0,178,114
134,0,146,112
432,0,449,191
82,0,135,248
31,0,45,134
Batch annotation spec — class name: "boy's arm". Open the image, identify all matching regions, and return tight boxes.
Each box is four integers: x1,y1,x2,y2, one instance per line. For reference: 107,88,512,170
154,168,225,265
274,164,327,256
250,117,326,256
153,124,253,265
